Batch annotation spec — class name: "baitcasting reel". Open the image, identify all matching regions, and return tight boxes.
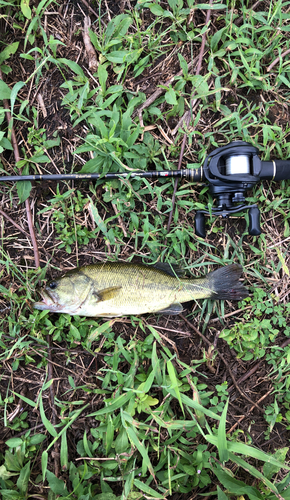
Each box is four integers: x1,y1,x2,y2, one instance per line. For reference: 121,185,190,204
194,141,290,238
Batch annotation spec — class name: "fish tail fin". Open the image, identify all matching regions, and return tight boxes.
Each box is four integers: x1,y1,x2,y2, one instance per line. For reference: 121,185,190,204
206,264,248,301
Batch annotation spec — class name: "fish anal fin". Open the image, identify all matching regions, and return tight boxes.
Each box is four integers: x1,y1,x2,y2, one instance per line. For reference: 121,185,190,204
93,286,122,302
158,303,183,315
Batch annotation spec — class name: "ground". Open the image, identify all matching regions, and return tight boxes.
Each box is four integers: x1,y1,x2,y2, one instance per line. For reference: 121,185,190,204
0,0,290,499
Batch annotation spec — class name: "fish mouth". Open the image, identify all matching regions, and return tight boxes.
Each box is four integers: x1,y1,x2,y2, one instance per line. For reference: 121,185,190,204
33,289,62,312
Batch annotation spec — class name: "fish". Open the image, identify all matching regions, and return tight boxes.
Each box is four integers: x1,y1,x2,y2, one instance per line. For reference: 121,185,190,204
33,262,248,317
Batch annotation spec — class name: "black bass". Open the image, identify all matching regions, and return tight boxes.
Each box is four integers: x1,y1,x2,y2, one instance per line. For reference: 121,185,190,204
33,262,248,317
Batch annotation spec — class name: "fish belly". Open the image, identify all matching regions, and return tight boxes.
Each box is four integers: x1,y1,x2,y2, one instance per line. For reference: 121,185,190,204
78,285,180,317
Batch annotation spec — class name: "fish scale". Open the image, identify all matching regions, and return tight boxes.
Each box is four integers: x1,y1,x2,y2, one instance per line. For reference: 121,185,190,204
33,262,248,317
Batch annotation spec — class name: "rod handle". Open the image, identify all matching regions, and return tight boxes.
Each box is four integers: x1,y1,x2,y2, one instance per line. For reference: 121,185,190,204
261,160,290,181
274,160,290,181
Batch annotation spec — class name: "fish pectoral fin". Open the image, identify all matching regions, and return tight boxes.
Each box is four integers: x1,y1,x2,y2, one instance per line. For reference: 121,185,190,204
93,286,122,302
157,303,183,315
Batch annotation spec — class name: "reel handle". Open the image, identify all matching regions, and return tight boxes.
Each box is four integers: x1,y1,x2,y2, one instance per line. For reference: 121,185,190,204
248,206,261,236
195,212,206,239
195,205,261,238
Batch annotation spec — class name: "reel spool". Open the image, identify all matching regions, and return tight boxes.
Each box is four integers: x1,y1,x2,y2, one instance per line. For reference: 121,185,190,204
225,154,251,175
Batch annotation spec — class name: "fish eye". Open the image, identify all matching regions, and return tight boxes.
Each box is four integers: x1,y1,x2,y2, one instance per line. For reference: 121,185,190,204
49,281,58,290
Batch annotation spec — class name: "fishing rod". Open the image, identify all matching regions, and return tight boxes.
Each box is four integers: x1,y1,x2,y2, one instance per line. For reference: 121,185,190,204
0,168,202,183
1,141,290,238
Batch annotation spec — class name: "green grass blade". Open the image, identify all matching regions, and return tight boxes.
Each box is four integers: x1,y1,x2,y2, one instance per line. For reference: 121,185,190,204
87,391,133,418
83,429,93,457
12,391,36,408
142,363,157,394
229,452,279,495
126,426,154,477
146,325,172,357
152,341,162,386
217,486,229,500
105,414,114,454
206,435,290,469
39,396,57,437
217,398,229,463
213,467,263,500
41,451,48,482
16,461,30,495
166,389,221,420
60,430,68,471
46,404,89,453
133,478,165,498
167,360,184,416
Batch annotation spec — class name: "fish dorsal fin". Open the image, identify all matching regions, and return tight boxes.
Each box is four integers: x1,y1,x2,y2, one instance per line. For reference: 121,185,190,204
93,286,122,302
153,262,184,277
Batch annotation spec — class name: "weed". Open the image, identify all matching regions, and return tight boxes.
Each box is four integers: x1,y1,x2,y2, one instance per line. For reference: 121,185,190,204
38,188,97,254
220,288,289,360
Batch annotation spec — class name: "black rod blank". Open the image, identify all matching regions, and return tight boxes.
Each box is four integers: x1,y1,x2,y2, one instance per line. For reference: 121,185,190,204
0,168,202,183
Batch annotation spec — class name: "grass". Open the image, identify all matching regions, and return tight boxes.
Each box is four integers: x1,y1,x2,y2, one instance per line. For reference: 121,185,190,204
0,0,290,498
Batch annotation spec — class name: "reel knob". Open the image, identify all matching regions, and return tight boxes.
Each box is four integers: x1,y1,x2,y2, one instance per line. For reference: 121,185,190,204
248,206,261,236
195,212,206,238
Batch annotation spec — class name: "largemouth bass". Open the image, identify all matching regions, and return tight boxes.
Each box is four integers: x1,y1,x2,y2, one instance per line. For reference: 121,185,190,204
33,262,248,317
